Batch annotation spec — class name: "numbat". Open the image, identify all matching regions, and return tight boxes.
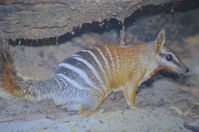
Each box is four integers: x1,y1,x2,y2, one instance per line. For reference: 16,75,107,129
0,29,189,116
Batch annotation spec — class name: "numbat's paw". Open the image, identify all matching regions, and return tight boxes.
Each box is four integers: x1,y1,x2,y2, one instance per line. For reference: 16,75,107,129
129,105,138,110
79,108,104,116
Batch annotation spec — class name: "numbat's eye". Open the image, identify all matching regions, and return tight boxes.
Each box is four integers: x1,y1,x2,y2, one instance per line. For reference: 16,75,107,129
166,54,173,61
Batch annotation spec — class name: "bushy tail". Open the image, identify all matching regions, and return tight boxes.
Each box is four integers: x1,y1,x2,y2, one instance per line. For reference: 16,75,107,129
0,34,55,101
0,35,24,98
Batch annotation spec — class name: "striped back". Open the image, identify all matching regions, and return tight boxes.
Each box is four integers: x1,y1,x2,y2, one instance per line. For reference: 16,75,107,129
54,44,147,93
55,45,112,93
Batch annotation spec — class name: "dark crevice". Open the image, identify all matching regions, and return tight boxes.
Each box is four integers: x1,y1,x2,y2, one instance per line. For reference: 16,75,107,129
124,0,199,28
9,0,199,46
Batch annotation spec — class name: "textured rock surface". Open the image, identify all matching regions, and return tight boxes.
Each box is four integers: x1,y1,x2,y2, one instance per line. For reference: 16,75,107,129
0,0,172,39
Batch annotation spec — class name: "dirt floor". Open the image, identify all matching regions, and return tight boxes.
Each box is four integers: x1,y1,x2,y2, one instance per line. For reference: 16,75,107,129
0,7,199,132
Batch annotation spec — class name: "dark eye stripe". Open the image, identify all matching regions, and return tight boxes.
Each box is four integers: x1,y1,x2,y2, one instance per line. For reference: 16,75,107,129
159,52,167,57
159,52,180,67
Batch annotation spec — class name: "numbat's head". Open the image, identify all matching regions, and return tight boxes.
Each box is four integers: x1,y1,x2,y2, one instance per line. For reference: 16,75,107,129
153,29,189,73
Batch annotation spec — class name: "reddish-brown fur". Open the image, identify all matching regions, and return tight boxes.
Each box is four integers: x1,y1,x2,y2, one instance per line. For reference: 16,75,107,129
0,47,22,97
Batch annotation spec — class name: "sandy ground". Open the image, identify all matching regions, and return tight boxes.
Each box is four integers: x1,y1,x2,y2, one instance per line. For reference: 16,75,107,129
0,7,199,132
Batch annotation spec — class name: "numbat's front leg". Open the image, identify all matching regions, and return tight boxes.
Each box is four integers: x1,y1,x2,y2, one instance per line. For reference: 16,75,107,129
123,73,144,109
124,87,138,109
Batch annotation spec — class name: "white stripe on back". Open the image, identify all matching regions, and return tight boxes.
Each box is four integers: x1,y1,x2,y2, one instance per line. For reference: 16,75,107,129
81,49,105,74
57,73,88,90
57,74,68,87
71,55,104,87
95,47,109,70
54,77,62,88
114,50,119,73
104,45,115,68
58,63,101,91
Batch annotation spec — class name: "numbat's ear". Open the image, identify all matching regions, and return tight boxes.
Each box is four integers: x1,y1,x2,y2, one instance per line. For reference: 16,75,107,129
154,29,166,53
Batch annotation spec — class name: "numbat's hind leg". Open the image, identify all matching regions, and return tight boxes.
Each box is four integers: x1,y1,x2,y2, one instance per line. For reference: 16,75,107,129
78,91,106,116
